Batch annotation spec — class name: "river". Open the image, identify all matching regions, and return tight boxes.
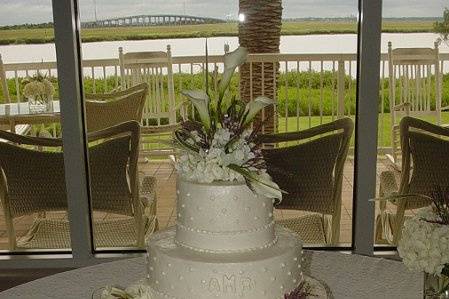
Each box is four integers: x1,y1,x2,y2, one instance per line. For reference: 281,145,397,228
1,33,448,64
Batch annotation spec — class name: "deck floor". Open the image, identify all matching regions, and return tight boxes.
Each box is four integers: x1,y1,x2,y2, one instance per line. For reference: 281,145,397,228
0,157,394,250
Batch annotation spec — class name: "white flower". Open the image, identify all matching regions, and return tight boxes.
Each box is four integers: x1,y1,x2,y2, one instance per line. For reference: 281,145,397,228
176,128,252,183
23,79,54,100
398,207,449,276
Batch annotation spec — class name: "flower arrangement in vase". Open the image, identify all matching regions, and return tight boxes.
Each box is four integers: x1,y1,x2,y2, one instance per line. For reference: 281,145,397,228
22,72,55,114
174,45,282,198
393,187,449,298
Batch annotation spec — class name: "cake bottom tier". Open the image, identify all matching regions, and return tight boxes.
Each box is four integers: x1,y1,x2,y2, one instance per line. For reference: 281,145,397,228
147,226,303,299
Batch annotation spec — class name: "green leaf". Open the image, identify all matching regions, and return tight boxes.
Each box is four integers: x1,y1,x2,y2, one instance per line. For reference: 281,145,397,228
174,130,200,154
369,193,433,202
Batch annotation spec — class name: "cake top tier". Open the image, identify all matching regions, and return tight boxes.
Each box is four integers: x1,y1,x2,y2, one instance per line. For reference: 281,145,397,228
175,178,276,252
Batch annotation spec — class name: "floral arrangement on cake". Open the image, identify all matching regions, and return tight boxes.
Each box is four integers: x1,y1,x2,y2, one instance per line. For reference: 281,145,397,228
22,72,55,103
395,187,449,296
174,46,282,199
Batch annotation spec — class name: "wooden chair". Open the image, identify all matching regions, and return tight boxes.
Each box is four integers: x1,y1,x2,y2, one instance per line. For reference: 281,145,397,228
386,42,447,170
84,83,148,132
0,121,158,250
119,46,179,158
377,116,449,244
259,118,354,245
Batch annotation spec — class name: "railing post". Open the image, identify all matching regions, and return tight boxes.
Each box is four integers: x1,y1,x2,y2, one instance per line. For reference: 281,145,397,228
337,59,346,118
118,47,126,90
167,45,176,125
0,54,11,103
435,41,442,125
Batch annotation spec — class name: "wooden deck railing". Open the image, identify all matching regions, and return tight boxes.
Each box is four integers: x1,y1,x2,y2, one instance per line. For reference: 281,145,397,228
2,52,449,148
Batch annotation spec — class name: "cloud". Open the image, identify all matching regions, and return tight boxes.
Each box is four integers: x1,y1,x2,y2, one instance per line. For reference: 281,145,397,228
0,0,446,26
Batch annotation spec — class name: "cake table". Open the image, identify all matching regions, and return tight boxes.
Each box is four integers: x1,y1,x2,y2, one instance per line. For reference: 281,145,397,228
0,251,423,299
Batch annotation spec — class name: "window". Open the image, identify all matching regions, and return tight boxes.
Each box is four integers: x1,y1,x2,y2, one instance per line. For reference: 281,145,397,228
374,0,448,248
0,0,72,253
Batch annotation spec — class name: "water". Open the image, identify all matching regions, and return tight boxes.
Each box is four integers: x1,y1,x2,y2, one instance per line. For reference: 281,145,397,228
0,33,448,64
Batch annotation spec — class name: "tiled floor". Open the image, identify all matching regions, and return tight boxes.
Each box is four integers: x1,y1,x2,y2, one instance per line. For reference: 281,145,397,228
0,157,395,250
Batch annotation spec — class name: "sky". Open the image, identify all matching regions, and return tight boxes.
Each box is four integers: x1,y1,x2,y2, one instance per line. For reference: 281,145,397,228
0,0,447,26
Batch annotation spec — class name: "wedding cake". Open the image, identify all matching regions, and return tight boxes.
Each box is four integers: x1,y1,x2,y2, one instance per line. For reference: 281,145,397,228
145,179,304,299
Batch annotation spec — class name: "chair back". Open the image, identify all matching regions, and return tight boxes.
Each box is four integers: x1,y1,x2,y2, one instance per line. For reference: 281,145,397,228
399,116,449,208
260,118,353,216
119,46,176,126
0,122,141,244
85,83,148,132
0,54,11,103
388,42,441,119
387,42,442,164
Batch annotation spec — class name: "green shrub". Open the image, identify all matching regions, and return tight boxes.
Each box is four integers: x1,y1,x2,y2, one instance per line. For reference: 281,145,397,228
1,71,448,117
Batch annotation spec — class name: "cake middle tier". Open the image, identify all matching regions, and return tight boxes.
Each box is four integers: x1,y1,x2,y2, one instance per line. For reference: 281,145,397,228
176,178,276,252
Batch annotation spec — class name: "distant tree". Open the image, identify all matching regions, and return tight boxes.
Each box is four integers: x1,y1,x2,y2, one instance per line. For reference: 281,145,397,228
434,8,449,46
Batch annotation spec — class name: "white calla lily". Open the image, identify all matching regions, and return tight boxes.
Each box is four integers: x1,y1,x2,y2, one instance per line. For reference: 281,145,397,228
219,47,248,98
242,96,276,126
181,90,211,131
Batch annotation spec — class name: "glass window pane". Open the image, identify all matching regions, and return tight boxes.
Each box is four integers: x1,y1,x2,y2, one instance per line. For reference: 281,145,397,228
77,0,359,250
374,1,448,246
0,0,72,252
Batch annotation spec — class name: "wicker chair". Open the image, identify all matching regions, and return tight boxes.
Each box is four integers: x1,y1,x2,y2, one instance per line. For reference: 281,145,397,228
259,118,354,245
84,83,148,133
377,116,449,244
0,121,158,250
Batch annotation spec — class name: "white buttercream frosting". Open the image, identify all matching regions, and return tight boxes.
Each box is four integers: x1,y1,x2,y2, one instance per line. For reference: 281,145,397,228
145,179,304,299
175,178,276,252
147,226,303,299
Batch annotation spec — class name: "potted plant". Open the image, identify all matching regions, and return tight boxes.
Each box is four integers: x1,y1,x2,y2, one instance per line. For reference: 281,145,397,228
22,72,54,114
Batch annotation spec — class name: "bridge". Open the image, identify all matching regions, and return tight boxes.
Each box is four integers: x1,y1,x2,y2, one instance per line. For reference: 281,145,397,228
82,15,226,28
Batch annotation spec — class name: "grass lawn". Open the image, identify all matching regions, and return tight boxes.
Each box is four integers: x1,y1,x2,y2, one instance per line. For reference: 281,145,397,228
278,112,449,147
0,20,436,45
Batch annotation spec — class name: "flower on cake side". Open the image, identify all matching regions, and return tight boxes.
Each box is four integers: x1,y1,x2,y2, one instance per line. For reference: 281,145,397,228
174,46,282,199
284,280,316,299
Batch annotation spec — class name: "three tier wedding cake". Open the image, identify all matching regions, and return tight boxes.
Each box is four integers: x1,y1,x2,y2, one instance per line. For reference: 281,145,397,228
146,179,304,299
144,46,305,299
101,46,307,299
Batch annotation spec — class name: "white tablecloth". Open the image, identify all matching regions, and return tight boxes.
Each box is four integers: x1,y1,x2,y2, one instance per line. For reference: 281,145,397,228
0,251,423,299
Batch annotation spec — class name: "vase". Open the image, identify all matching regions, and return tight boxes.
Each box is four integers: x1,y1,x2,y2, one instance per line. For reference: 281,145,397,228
28,96,53,114
425,273,449,299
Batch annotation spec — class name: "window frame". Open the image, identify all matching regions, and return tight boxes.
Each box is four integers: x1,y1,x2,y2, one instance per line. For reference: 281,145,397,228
0,0,383,268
